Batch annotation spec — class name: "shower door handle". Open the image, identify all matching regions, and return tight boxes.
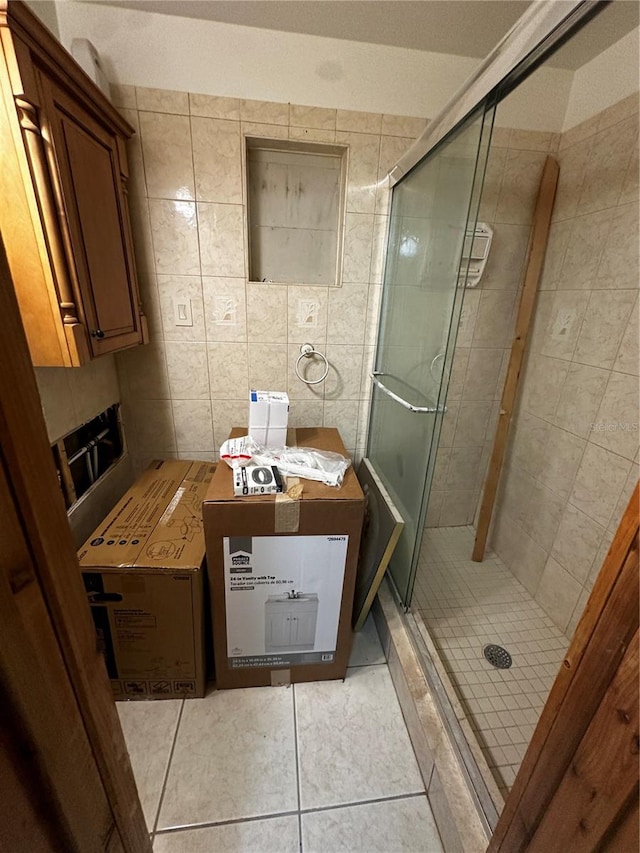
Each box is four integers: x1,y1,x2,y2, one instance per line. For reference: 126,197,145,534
370,374,446,414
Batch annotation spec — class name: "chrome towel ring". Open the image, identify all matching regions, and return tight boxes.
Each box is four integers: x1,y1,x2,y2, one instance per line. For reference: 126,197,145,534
295,343,330,385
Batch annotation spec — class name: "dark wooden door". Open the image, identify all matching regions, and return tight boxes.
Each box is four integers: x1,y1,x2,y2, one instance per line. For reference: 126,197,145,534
37,71,142,358
0,232,150,851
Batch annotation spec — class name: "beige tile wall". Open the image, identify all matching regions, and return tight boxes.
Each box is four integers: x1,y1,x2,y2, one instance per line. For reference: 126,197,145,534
490,94,639,637
113,84,427,472
35,356,121,443
427,123,560,527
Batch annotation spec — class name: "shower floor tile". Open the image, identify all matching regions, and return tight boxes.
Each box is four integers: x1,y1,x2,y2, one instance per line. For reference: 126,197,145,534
411,525,568,802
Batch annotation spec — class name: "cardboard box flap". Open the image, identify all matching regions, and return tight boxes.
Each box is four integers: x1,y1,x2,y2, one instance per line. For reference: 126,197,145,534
78,460,214,569
142,461,215,569
205,427,363,504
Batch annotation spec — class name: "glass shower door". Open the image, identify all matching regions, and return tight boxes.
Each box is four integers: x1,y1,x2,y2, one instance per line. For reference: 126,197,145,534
367,104,494,606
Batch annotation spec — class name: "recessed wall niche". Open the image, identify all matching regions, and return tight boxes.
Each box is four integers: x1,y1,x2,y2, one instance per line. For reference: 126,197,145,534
246,137,347,286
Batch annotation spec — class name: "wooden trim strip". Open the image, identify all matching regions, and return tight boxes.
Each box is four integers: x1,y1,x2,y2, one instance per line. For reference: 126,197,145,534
473,155,559,562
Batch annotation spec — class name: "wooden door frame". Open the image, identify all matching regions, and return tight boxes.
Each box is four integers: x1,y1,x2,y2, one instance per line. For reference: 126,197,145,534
0,232,150,851
490,483,639,850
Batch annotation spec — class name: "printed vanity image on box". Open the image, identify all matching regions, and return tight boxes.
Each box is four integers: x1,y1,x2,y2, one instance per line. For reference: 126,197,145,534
204,427,364,689
225,535,348,666
78,459,215,700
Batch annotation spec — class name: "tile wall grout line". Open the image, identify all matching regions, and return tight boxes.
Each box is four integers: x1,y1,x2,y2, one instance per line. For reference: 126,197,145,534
291,684,304,852
151,697,186,840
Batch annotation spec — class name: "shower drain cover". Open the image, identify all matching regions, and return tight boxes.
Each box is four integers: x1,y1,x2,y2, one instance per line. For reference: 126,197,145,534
483,644,512,669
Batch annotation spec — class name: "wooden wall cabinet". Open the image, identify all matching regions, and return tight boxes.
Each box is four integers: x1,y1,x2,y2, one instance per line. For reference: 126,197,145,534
0,1,147,366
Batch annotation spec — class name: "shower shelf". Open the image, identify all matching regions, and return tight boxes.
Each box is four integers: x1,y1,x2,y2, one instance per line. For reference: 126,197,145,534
459,222,493,288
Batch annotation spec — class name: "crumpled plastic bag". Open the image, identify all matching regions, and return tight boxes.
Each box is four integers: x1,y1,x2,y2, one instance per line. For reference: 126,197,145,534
220,435,351,488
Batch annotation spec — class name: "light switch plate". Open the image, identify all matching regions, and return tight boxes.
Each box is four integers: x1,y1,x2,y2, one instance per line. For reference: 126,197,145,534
173,297,193,326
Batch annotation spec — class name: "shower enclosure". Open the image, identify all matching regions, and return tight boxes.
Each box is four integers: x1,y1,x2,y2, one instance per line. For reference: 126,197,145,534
364,0,631,819
367,103,495,606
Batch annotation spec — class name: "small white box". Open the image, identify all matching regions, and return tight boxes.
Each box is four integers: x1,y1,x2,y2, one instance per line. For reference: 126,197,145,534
267,392,289,427
249,390,289,449
267,427,288,448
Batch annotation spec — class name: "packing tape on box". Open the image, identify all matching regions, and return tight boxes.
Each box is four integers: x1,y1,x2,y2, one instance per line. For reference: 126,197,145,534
275,477,302,532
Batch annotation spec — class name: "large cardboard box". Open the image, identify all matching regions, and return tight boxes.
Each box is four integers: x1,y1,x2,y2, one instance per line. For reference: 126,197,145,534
204,427,364,689
78,459,215,700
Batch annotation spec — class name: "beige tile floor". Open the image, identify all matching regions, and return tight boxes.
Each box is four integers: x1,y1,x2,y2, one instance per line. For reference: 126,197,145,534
411,526,568,801
117,615,445,852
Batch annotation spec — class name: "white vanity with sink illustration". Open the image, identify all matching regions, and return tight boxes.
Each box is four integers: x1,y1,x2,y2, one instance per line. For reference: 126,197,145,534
264,592,319,653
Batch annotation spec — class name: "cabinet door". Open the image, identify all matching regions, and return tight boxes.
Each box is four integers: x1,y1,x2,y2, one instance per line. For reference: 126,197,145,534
267,612,292,648
37,72,142,358
291,611,317,646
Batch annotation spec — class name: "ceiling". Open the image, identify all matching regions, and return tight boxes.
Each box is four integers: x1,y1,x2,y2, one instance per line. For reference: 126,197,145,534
90,1,639,70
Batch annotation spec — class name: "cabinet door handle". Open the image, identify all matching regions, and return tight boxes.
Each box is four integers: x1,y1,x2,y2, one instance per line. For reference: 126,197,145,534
91,329,105,339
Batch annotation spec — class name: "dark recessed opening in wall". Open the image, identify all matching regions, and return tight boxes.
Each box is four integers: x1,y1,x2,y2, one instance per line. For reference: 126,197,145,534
52,404,124,509
245,136,348,286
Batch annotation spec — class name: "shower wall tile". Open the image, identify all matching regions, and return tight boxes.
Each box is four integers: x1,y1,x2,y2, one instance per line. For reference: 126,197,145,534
535,557,582,633
573,289,637,370
289,126,336,144
197,203,245,277
287,286,329,345
539,220,572,291
246,283,288,343
290,104,336,130
324,346,365,401
248,343,288,390
569,443,631,528
590,370,640,461
189,92,241,120
595,202,640,290
336,109,382,135
327,284,368,345
139,112,195,201
491,96,639,635
537,290,589,360
472,290,517,348
535,427,585,501
157,275,205,341
203,276,247,342
557,208,613,290
613,296,639,376
338,131,380,214
551,137,592,222
241,99,289,125
550,503,605,585
117,342,170,400
172,399,214,452
208,342,249,401
136,86,189,115
149,199,200,275
241,121,289,140
192,117,243,204
553,362,609,439
380,114,426,138
495,150,547,225
575,117,637,216
342,213,374,283
481,223,529,290
165,342,210,400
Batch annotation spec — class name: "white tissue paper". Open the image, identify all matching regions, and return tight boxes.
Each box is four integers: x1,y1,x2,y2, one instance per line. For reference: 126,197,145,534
219,435,351,488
